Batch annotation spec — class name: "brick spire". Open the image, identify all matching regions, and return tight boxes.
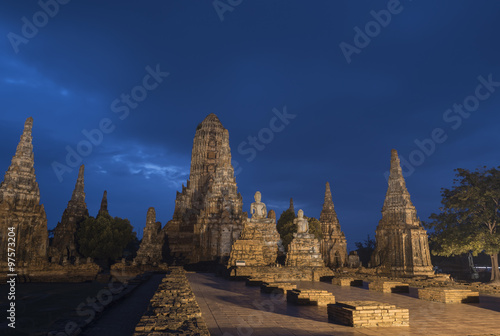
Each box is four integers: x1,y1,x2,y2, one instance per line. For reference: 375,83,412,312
51,164,89,260
319,182,339,224
289,197,295,214
0,117,40,205
98,190,109,217
382,149,415,213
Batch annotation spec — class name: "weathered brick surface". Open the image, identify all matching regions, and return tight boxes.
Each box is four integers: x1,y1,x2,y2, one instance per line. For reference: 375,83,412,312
287,289,335,306
319,182,348,268
368,281,409,293
328,301,409,328
417,287,480,303
371,150,434,277
133,267,210,336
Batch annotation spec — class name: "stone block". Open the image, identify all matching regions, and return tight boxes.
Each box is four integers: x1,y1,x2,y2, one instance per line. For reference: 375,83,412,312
328,300,409,327
417,288,479,303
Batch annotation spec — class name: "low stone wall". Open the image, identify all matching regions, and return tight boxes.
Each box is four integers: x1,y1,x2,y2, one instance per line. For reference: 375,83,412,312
328,301,409,328
110,262,168,282
417,288,480,303
0,262,101,283
287,289,335,306
230,265,333,282
133,267,209,336
368,281,409,293
336,267,500,295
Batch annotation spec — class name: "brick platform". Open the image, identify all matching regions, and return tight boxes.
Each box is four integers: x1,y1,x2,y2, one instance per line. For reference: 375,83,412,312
368,281,409,293
327,301,409,328
286,289,336,306
417,288,480,303
332,277,363,287
261,282,297,294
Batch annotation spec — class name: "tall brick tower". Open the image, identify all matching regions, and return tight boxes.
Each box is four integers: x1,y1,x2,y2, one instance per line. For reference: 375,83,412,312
51,165,89,261
371,149,434,277
164,114,245,263
0,117,48,267
319,182,347,268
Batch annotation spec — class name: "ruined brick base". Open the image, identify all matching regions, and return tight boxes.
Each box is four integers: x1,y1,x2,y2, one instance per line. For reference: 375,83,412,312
134,267,209,336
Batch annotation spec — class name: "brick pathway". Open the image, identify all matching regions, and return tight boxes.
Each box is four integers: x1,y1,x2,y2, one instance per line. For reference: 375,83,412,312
187,273,500,336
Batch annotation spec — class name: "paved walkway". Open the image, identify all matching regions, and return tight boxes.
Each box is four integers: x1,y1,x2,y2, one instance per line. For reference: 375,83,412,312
187,273,500,336
82,273,164,336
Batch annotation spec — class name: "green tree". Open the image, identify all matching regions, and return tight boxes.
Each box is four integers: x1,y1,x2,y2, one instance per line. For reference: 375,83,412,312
277,209,296,251
76,213,136,263
305,216,323,241
355,235,376,267
425,167,500,283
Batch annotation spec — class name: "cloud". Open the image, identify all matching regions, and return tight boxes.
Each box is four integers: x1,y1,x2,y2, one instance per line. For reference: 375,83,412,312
92,144,189,188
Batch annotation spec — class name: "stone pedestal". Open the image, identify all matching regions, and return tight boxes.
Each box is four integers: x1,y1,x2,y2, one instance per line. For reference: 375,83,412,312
247,217,281,265
285,233,324,267
228,222,266,267
328,301,409,327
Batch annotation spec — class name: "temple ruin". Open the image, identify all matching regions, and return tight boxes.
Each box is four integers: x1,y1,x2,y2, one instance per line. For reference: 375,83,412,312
97,190,109,217
163,114,246,264
134,207,165,265
286,210,324,267
370,149,434,277
228,191,281,266
0,117,48,267
51,165,89,262
319,182,348,268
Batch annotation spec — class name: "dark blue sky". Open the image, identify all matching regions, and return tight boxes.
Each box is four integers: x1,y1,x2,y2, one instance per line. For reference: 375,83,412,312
1,1,499,250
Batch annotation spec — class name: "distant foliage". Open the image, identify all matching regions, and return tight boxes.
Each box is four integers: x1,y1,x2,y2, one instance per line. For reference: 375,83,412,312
277,209,296,251
425,167,500,283
355,235,376,267
76,213,136,261
306,217,323,241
